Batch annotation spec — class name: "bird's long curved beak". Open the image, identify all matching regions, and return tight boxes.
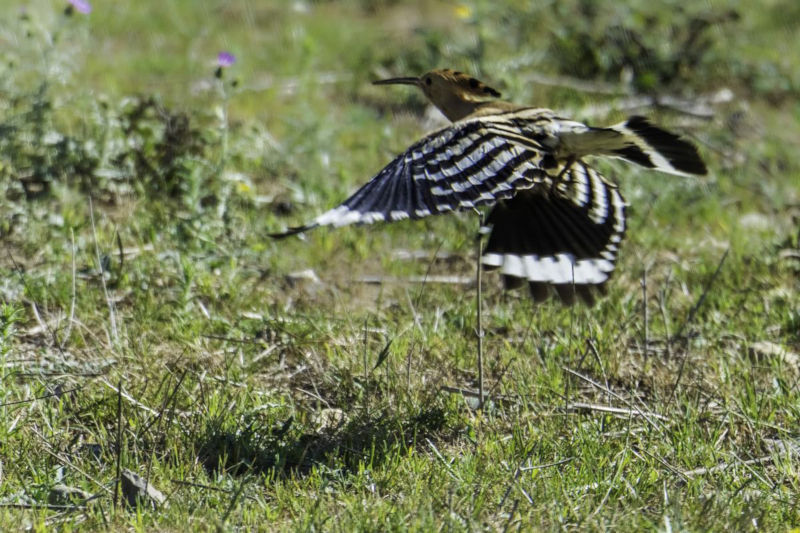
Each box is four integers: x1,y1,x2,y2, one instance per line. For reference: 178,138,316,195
372,76,420,87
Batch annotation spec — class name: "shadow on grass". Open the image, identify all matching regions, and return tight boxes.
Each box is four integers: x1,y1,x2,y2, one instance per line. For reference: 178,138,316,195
196,405,449,479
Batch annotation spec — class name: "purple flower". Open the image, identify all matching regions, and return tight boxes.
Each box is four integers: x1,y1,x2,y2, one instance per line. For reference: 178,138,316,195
217,52,236,68
67,0,92,14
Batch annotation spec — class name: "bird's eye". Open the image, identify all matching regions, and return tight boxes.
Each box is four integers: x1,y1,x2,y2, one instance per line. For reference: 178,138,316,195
425,77,432,86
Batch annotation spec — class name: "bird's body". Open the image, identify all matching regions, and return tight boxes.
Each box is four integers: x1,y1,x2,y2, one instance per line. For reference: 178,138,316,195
272,69,707,304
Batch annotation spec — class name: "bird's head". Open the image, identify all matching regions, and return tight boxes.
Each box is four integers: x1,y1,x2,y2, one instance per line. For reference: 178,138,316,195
373,68,501,122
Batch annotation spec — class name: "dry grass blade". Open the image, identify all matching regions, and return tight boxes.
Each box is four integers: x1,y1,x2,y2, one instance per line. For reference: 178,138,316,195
563,367,666,432
565,402,670,421
682,455,775,478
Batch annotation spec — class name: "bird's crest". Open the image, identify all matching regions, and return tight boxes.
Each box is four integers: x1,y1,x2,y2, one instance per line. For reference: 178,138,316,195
421,69,501,103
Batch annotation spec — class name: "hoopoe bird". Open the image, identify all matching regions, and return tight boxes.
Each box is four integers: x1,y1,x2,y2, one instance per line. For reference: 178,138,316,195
272,69,707,305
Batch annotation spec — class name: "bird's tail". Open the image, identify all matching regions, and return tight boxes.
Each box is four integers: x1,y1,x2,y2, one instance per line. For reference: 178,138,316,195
608,116,707,176
562,116,708,177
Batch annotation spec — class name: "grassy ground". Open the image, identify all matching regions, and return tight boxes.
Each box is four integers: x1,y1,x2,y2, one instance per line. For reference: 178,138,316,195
1,0,799,530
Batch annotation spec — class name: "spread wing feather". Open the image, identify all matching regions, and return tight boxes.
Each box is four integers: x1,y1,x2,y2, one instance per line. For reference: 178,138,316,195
481,162,627,304
270,118,549,237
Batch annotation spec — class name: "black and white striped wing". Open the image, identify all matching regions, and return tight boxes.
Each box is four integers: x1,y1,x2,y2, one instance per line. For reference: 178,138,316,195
270,119,549,237
482,161,627,305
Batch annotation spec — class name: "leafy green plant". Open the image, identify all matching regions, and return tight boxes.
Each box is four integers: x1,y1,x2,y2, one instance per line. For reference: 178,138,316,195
0,8,240,209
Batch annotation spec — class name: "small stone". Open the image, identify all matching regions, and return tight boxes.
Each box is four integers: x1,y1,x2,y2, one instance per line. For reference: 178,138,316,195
120,469,168,509
312,408,348,432
738,212,771,230
48,484,89,506
286,268,321,286
749,341,799,368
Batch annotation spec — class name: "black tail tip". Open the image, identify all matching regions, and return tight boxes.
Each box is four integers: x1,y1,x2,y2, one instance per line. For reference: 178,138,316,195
625,116,708,176
269,225,314,239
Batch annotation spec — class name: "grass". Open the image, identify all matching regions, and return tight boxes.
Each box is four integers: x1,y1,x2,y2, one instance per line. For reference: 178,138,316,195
1,0,799,530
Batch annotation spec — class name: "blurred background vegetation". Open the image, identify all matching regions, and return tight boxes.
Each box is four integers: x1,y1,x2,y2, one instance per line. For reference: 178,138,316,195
2,0,798,209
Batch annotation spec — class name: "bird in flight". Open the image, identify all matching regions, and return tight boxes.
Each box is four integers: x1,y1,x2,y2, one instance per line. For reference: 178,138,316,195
271,69,707,305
